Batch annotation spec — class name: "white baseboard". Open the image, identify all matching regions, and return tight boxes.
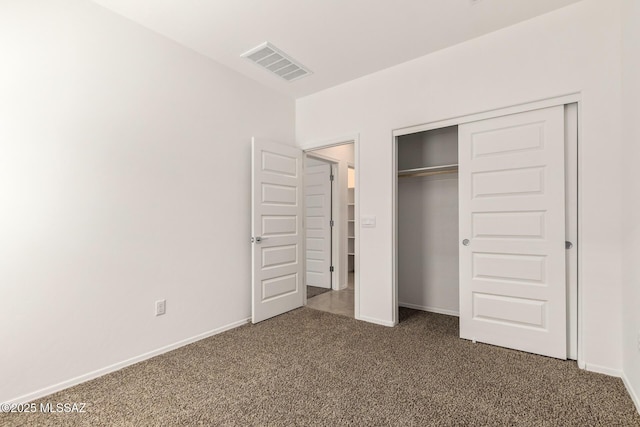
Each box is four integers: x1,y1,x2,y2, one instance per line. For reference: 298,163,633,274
399,302,459,317
622,372,640,414
6,317,251,405
357,314,395,327
584,362,622,378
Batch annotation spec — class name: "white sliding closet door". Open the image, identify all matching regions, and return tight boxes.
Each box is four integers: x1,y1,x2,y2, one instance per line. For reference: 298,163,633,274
458,106,567,359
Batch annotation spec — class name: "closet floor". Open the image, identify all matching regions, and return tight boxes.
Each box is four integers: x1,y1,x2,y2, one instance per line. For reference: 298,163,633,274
306,272,354,318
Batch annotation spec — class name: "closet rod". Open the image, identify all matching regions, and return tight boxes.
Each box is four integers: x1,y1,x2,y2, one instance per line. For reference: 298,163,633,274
398,164,458,178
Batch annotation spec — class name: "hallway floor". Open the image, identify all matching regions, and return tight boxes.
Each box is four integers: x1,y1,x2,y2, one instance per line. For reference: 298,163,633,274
306,272,354,318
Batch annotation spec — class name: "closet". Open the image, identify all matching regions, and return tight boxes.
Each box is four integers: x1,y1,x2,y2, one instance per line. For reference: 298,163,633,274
395,103,578,361
397,125,460,316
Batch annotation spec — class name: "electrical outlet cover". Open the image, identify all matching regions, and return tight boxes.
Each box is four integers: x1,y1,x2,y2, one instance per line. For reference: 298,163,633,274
155,299,166,316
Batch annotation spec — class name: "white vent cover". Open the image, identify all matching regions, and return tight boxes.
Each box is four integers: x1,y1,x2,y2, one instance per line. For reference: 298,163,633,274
241,42,312,82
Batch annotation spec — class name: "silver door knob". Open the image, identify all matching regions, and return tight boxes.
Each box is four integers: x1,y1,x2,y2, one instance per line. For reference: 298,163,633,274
255,236,263,243
565,241,573,249
462,239,470,246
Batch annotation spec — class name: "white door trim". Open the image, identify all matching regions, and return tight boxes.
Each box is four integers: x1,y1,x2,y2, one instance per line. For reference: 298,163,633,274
299,133,360,151
393,93,581,138
306,151,341,165
391,95,582,365
300,135,360,320
565,103,579,361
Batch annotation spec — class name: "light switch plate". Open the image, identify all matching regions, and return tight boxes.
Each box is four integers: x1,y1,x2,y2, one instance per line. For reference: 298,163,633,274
361,215,376,228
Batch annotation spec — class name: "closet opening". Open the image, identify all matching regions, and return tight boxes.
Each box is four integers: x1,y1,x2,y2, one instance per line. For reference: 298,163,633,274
397,126,460,318
304,142,357,319
393,101,579,361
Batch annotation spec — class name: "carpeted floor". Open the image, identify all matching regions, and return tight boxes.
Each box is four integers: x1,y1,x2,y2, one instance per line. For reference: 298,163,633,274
3,308,639,426
307,285,332,299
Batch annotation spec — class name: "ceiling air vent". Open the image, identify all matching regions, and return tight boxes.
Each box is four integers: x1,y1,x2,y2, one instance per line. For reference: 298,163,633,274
241,42,312,82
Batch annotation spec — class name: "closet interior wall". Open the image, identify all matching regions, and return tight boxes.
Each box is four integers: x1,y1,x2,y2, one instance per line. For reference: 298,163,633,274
397,126,460,316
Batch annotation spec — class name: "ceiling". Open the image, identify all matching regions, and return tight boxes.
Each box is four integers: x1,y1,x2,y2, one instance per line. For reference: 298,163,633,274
91,0,582,99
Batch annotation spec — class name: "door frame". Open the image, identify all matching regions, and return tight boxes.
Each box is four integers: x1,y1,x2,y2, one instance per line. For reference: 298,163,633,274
391,93,583,366
304,153,337,291
299,134,360,320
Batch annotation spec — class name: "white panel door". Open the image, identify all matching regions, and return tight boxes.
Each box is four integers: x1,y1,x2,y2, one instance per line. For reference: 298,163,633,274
252,138,304,323
304,163,332,289
458,106,566,359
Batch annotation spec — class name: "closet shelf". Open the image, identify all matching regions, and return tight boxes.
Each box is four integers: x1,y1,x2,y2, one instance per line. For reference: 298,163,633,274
398,164,458,178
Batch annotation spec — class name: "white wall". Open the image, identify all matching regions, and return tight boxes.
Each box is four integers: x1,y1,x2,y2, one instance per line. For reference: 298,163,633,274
0,0,294,403
297,0,623,372
398,128,459,315
307,144,355,289
621,0,640,411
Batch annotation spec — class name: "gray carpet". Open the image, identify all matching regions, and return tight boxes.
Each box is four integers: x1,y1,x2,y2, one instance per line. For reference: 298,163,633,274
307,285,332,299
3,308,639,426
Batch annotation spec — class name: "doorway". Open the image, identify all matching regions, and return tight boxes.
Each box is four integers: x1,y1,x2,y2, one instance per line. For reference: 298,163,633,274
304,143,356,318
250,137,359,324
